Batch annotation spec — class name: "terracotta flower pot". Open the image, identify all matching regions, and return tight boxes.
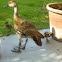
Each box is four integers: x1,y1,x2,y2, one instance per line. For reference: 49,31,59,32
46,3,62,41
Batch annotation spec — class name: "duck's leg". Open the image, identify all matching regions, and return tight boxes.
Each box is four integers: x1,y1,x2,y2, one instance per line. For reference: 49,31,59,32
21,38,28,50
11,38,28,52
11,32,22,52
11,37,22,52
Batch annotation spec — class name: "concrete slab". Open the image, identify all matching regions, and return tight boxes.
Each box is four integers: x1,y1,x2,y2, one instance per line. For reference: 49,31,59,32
1,29,62,62
0,38,1,59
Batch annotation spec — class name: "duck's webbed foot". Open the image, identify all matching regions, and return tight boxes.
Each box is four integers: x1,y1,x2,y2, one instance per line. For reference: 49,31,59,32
11,45,25,52
11,46,21,52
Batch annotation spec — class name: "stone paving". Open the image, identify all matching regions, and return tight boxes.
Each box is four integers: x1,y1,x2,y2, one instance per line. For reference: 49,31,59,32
1,29,62,62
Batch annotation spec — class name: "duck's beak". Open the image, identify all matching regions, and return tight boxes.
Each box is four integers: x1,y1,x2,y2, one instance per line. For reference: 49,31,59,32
3,4,9,8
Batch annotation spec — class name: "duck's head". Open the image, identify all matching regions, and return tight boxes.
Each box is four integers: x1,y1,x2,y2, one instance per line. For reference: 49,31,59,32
7,1,17,7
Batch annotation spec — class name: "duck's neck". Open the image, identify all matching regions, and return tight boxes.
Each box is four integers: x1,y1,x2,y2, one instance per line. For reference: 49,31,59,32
14,6,18,19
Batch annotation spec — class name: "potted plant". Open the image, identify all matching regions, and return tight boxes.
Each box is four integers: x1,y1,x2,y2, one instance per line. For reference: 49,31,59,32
46,3,62,41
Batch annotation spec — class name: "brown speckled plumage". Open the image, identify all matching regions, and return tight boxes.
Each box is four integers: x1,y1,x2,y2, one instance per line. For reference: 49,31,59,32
7,1,44,52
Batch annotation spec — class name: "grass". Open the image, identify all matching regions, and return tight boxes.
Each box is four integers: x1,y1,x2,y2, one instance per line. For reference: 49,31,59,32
0,0,62,36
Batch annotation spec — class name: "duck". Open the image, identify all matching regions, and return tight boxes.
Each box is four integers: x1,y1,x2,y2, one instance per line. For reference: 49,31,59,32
44,32,53,43
5,1,44,52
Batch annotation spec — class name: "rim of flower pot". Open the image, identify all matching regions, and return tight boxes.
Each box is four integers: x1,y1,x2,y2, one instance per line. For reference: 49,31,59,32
46,3,62,14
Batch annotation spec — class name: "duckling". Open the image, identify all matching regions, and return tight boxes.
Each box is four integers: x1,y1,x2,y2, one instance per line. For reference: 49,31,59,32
5,21,12,32
44,32,53,43
5,1,44,52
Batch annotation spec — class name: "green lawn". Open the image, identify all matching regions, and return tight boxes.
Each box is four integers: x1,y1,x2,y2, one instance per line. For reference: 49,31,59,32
0,0,62,36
